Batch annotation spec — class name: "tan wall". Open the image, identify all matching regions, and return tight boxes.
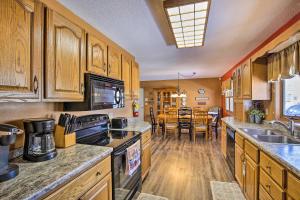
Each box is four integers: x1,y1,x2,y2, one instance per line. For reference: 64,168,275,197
0,101,133,149
141,78,222,109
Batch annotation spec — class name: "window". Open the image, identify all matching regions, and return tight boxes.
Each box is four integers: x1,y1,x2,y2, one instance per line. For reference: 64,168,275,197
282,76,300,117
225,80,234,112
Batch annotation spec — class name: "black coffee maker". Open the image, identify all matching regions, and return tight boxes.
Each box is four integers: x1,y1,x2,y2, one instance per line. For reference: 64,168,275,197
23,118,57,162
0,124,23,182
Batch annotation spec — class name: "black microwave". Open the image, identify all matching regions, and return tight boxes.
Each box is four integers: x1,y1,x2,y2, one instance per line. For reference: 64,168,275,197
64,73,124,111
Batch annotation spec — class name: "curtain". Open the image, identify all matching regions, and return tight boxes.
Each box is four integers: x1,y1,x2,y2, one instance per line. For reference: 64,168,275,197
280,42,299,79
267,53,281,82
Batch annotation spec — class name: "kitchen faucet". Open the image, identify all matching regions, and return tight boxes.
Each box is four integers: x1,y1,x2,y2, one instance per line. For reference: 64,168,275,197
270,118,296,136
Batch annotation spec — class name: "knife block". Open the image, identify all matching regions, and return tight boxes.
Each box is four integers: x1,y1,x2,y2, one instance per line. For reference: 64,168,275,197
54,125,76,148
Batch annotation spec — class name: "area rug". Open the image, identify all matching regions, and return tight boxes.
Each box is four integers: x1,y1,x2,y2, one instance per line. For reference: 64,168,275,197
210,181,245,200
137,193,168,200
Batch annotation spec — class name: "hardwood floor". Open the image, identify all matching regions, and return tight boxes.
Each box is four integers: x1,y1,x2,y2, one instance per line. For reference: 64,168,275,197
142,131,234,200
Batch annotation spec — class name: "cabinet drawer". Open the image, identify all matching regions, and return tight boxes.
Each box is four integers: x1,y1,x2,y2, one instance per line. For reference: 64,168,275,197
142,129,151,144
235,132,244,148
244,140,259,163
287,172,300,200
260,169,285,200
259,184,272,200
260,152,285,188
45,156,111,200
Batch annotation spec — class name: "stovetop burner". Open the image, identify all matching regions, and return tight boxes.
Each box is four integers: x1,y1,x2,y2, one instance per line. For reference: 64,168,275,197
76,129,140,150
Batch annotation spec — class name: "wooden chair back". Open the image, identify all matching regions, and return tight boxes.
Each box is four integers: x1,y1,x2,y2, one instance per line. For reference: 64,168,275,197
150,107,156,125
193,109,208,126
164,107,178,124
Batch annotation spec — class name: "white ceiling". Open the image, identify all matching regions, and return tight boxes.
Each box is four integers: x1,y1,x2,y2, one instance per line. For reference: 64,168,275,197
59,0,300,81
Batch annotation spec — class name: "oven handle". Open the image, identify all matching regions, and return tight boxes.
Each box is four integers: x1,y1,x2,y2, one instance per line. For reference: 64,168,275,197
114,148,127,156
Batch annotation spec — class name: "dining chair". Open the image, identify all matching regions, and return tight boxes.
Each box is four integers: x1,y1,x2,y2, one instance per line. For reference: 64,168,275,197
208,106,221,139
178,107,193,140
150,107,158,135
164,107,178,139
193,108,209,141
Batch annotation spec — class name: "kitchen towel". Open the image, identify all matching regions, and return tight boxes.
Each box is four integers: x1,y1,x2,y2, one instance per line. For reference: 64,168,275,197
126,140,141,176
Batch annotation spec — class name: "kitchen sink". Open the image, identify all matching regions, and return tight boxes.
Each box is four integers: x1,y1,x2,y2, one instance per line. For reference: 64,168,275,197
239,128,300,144
239,128,278,136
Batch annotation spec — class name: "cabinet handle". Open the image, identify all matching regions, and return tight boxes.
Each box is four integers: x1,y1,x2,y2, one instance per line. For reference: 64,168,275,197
108,64,111,74
81,83,85,95
33,76,38,94
266,165,271,173
265,184,271,193
96,171,102,176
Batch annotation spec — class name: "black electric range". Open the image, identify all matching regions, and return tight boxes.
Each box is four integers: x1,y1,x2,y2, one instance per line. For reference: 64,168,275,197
74,114,141,200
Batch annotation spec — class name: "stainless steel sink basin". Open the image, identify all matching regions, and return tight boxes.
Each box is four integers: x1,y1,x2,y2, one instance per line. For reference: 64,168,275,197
239,128,300,144
239,128,277,136
254,135,300,144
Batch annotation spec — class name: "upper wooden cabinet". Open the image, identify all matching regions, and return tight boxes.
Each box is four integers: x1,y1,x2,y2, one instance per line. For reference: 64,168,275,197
131,61,140,99
121,55,132,98
241,60,251,99
44,8,86,101
233,67,242,99
107,46,121,80
87,34,108,76
0,0,42,102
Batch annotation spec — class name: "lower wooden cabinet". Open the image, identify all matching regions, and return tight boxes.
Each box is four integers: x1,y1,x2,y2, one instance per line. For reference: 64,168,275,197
260,169,284,200
221,122,227,158
44,156,111,200
235,143,244,188
80,173,112,200
287,172,300,200
244,155,258,200
141,129,151,181
259,184,272,200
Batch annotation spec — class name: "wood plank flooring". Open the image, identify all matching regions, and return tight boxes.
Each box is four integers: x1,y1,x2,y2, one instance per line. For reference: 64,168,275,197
142,131,234,200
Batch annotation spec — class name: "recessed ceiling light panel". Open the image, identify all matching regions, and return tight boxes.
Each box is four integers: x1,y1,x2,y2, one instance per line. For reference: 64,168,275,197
164,0,211,48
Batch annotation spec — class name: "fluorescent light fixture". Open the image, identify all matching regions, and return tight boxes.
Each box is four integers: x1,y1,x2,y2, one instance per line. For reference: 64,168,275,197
164,0,210,48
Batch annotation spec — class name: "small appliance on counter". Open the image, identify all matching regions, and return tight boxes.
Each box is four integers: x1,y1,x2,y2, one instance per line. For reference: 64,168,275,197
23,118,57,162
111,117,128,129
0,124,23,182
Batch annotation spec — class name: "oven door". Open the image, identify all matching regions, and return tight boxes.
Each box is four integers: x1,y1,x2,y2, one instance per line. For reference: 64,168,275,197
112,139,142,200
91,80,124,110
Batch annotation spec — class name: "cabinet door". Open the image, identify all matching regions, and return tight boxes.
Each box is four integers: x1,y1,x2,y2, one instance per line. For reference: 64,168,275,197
108,46,121,80
0,0,42,101
142,140,151,181
121,55,132,98
235,143,244,188
244,155,258,200
87,34,107,76
242,60,251,99
131,61,140,99
45,9,85,101
80,173,112,200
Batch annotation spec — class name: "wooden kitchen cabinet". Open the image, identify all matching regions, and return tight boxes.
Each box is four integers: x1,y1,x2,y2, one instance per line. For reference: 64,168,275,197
121,54,132,98
235,143,244,188
141,129,151,181
44,8,85,101
241,60,251,99
221,122,227,158
233,67,242,99
131,61,140,99
80,173,112,200
287,172,300,200
44,156,111,200
87,33,108,76
244,154,258,200
0,0,43,102
108,45,121,80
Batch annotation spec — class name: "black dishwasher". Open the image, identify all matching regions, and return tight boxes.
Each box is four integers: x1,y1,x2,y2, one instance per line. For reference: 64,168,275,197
226,126,235,175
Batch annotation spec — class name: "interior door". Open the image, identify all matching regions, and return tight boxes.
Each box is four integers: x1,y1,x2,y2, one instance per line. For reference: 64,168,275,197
87,34,107,76
45,8,85,101
108,46,121,80
121,55,132,98
0,0,42,101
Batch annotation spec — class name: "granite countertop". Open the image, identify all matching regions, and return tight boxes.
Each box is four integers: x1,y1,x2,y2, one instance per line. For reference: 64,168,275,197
110,120,151,133
0,144,113,200
222,117,300,177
